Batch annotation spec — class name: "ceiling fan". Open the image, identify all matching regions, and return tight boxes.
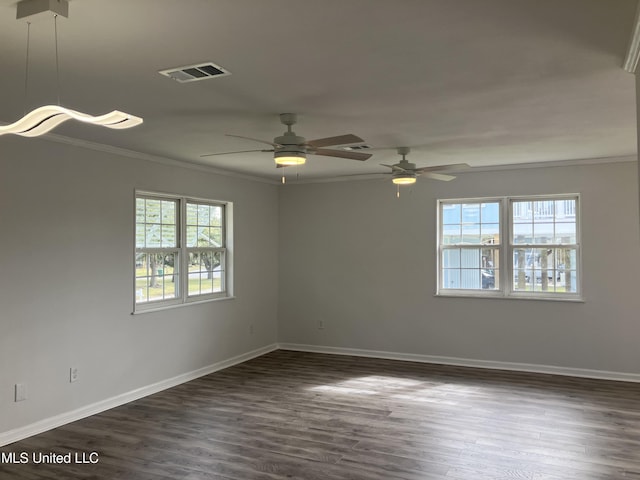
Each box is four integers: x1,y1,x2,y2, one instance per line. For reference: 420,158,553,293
201,113,372,168
379,147,469,196
383,147,469,183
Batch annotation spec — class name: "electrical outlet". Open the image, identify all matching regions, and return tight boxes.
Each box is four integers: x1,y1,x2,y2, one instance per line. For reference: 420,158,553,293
70,367,79,383
318,319,324,330
15,383,27,402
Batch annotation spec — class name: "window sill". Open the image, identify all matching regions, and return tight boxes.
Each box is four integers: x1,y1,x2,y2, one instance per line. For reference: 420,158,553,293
435,292,584,303
132,295,235,315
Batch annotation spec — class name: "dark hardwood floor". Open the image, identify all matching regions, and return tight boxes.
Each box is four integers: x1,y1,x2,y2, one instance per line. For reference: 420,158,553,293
2,349,640,479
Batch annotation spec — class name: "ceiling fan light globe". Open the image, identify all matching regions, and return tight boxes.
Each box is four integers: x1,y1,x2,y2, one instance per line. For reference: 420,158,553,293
392,175,417,185
274,153,306,166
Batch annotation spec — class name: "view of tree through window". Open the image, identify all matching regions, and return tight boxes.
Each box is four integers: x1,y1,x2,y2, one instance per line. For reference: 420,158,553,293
186,202,225,297
135,197,179,304
135,193,229,311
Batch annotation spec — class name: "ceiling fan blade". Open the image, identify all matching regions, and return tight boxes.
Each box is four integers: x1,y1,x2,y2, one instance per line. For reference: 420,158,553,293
421,172,456,181
414,163,470,173
200,149,273,158
306,134,364,148
226,134,280,147
381,163,409,172
313,148,372,161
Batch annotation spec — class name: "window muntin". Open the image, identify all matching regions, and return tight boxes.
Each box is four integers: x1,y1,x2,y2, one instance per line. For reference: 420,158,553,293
438,195,580,299
135,193,229,311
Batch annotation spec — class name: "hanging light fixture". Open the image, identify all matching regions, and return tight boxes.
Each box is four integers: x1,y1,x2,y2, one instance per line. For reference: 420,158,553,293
0,105,143,137
0,0,142,138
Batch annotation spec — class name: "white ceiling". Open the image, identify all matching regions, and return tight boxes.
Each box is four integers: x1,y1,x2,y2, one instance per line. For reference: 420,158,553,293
0,0,637,182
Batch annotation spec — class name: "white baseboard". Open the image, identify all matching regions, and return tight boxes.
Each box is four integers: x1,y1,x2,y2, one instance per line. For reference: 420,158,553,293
278,343,640,383
4,342,639,447
0,343,278,447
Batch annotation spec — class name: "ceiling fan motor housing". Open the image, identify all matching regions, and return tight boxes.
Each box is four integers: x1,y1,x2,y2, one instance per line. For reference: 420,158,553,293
274,132,307,153
274,132,307,165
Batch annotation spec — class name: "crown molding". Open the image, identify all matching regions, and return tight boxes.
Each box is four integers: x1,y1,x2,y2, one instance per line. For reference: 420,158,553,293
624,1,640,73
2,122,635,187
2,127,281,185
292,154,638,185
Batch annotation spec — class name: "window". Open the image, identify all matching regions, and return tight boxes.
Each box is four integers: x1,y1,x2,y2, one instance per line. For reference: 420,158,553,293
135,193,231,311
438,195,580,299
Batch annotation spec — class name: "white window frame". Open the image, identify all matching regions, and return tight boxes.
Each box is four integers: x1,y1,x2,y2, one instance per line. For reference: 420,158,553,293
437,194,581,301
134,191,233,313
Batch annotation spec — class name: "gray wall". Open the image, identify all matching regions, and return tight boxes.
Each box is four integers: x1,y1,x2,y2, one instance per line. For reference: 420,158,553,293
0,137,279,433
278,161,640,374
2,132,639,438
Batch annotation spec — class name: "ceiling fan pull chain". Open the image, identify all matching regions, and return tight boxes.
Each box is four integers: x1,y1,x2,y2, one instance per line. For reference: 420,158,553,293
54,14,61,105
23,21,31,115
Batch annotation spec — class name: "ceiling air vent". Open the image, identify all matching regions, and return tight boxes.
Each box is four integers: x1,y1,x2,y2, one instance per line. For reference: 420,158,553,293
159,62,231,83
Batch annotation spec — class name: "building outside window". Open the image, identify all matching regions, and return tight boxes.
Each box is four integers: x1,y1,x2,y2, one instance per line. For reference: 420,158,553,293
438,195,580,300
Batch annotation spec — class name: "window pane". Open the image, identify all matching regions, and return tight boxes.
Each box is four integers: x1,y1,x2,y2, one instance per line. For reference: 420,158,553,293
462,224,481,244
210,205,223,226
533,200,554,220
484,268,498,290
460,269,480,289
442,249,460,268
442,225,461,244
555,199,576,220
480,202,500,223
135,195,228,309
513,247,577,294
442,204,461,224
136,197,177,249
145,199,161,223
555,222,576,244
513,223,533,243
442,202,498,246
197,204,210,225
135,224,145,248
188,251,224,296
513,201,531,223
146,224,160,248
481,224,499,244
461,203,480,223
135,253,179,303
209,227,223,246
136,198,145,223
186,226,197,247
513,198,577,246
161,224,176,248
460,248,481,268
161,200,175,224
513,248,529,290
441,247,498,290
440,195,578,298
186,203,198,225
186,202,225,249
442,269,460,289
532,223,554,244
